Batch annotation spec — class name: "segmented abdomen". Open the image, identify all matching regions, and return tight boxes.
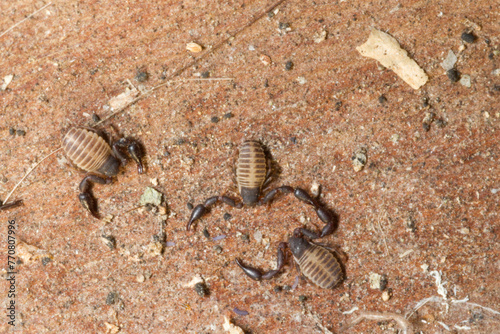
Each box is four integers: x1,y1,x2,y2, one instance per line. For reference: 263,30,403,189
297,244,342,289
236,140,267,191
62,127,112,173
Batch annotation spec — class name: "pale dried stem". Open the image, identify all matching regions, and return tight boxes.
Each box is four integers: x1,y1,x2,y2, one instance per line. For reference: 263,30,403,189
0,2,53,39
349,311,414,334
3,147,62,204
96,0,288,125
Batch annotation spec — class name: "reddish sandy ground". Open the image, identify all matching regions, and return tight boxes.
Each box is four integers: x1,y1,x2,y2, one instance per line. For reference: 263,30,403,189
0,1,499,333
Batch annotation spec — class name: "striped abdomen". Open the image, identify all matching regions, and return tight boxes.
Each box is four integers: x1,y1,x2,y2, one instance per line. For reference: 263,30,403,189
293,241,342,289
236,140,268,205
62,127,114,174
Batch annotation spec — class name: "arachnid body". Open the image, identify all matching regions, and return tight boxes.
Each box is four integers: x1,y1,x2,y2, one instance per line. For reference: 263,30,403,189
62,127,144,218
235,140,269,205
236,228,343,289
187,140,335,236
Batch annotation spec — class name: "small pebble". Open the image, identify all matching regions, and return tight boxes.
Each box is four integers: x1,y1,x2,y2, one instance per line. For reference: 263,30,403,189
298,295,307,302
313,30,327,43
9,128,15,135
406,218,417,232
41,257,52,266
422,97,430,108
352,148,367,172
378,95,387,104
187,202,194,210
158,205,167,215
106,292,119,305
260,54,272,66
202,228,210,239
310,181,320,197
382,290,391,301
447,68,460,82
140,187,163,206
223,112,233,119
369,273,382,289
101,235,116,250
194,282,208,297
213,245,223,254
422,313,435,323
174,138,186,145
285,61,294,71
92,114,100,122
459,74,471,87
273,286,282,293
441,50,457,71
296,76,306,85
461,31,476,43
379,275,388,291
253,230,262,243
186,42,203,53
135,69,149,82
201,71,210,78
211,116,220,123
241,234,249,241
422,112,435,132
16,129,26,136
279,22,290,30
223,213,232,221
136,273,145,283
435,119,447,128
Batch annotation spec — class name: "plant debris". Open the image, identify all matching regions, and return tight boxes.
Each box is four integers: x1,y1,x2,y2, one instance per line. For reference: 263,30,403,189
108,86,140,111
356,28,428,89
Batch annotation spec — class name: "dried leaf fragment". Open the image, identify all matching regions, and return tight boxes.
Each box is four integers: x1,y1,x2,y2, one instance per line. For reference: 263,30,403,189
357,28,428,89
186,42,203,53
108,87,140,111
